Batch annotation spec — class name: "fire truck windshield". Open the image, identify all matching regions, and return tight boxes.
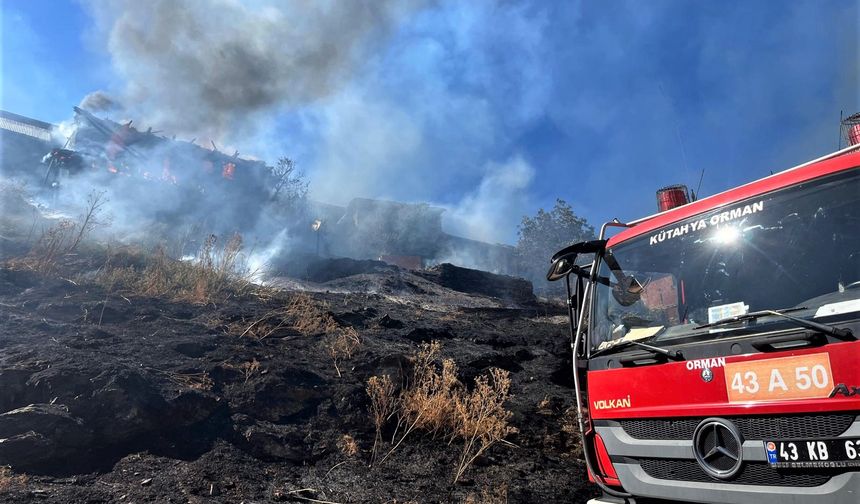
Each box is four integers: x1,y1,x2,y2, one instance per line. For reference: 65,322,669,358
590,167,860,352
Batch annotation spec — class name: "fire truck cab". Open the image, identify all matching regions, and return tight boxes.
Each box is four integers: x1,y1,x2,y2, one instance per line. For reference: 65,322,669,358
549,146,860,503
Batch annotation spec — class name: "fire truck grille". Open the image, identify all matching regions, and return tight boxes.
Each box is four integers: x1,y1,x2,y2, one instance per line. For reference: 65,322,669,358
619,413,855,440
638,458,836,487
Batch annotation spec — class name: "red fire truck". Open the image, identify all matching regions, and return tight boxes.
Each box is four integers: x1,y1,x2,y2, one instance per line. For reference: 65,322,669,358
548,144,860,503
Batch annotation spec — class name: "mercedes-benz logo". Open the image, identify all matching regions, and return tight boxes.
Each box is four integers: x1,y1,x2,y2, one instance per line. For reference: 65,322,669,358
701,367,714,382
692,418,744,479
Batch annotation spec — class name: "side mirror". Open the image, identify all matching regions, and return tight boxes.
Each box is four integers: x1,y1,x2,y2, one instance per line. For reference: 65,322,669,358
546,239,607,282
547,255,575,281
550,239,607,262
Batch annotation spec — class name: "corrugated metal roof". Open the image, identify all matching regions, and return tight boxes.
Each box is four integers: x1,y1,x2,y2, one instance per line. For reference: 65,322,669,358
0,110,53,142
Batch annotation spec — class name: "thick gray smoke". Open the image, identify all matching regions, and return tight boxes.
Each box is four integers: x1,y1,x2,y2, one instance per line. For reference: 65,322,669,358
43,0,535,278
84,0,427,138
78,91,120,113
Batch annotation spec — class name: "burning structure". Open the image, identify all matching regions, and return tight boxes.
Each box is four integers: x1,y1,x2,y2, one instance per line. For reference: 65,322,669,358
42,107,269,194
1,106,274,242
2,108,263,188
1,107,519,275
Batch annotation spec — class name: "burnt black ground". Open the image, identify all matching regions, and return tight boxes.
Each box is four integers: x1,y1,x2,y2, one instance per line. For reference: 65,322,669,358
0,261,596,503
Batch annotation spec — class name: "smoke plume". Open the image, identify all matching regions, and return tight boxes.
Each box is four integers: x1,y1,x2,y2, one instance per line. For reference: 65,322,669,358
78,91,121,113
66,0,540,274
83,0,428,138
444,155,535,244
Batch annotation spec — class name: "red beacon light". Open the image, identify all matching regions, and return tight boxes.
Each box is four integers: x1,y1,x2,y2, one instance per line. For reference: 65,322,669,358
841,112,860,147
656,184,690,212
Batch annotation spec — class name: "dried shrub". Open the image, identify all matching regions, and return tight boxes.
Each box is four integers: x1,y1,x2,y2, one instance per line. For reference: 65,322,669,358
452,368,515,482
367,374,396,464
373,342,514,481
187,233,247,302
326,327,360,377
378,342,454,465
401,354,459,438
26,219,77,272
337,434,360,457
0,466,28,494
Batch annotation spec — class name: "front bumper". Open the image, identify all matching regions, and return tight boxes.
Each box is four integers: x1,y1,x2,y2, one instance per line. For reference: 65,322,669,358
615,464,859,504
595,414,860,504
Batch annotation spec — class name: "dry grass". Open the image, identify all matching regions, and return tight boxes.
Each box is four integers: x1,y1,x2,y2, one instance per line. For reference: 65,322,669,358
371,342,515,482
158,370,214,392
236,293,340,340
452,368,514,482
232,293,362,377
7,190,106,273
326,327,360,378
97,233,252,304
287,294,341,335
337,434,360,457
234,307,291,341
241,359,261,384
400,344,459,439
366,374,396,464
536,395,552,415
0,466,28,494
463,484,508,504
561,406,583,459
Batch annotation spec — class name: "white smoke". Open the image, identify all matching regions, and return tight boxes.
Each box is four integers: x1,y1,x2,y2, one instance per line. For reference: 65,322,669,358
443,155,535,243
60,0,546,277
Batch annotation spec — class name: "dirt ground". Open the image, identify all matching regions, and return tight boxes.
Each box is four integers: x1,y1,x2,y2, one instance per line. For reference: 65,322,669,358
0,193,597,503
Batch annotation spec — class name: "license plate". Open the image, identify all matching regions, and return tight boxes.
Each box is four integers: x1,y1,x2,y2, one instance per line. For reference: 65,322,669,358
764,439,860,468
723,353,834,403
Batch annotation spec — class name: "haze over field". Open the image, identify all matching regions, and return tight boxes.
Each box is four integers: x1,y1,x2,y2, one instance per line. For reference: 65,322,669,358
2,1,858,244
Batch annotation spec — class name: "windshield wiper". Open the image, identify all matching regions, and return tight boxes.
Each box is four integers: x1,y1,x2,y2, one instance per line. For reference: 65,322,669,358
695,308,854,340
593,339,685,360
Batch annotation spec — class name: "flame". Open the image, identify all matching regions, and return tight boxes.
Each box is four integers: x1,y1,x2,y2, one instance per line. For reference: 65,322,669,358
222,162,236,180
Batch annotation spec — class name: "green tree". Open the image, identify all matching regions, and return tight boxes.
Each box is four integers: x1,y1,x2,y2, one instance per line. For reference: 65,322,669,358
269,157,308,211
516,199,595,295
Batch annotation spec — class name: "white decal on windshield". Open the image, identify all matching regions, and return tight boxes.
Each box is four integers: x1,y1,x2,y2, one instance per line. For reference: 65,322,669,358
686,357,726,371
649,200,764,246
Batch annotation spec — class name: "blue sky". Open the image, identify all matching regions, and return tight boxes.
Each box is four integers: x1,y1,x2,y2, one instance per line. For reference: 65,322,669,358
2,1,858,244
